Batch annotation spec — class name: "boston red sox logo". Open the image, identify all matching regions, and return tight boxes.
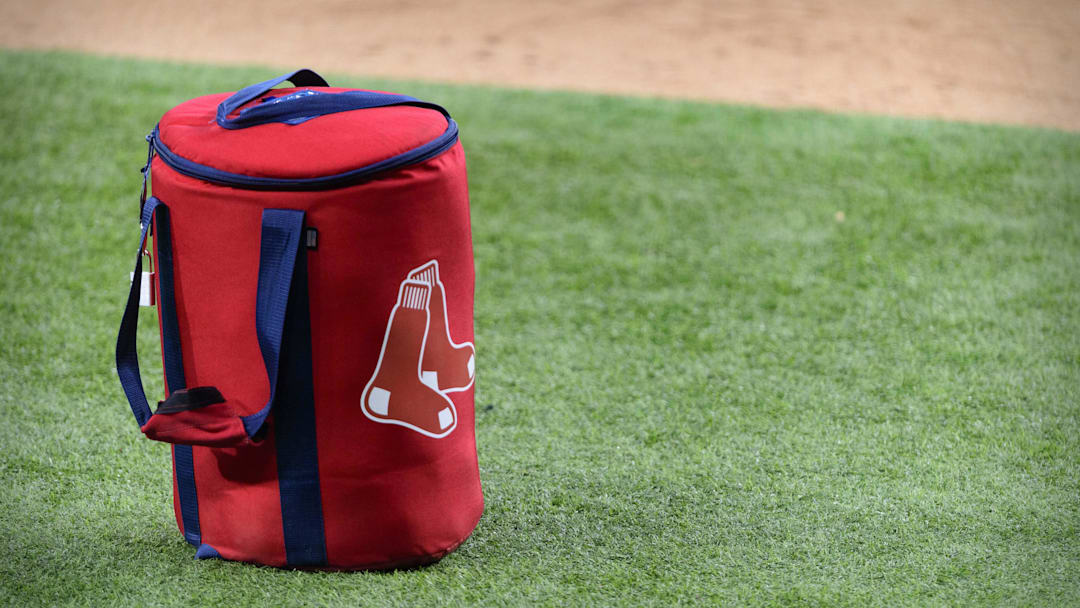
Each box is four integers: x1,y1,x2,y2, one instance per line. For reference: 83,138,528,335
361,260,475,438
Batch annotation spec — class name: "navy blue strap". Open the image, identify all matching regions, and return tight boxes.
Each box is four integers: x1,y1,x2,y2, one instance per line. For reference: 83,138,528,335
216,69,448,130
175,445,201,546
240,209,305,438
215,69,328,127
272,241,328,566
116,197,176,426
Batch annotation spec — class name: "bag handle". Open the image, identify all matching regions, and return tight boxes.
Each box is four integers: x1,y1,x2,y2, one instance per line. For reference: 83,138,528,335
116,197,185,426
215,68,329,127
240,208,305,436
116,198,306,445
215,68,449,130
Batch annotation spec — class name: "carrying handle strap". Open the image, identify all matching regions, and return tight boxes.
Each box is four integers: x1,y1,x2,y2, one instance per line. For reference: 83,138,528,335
215,68,449,130
215,69,329,127
116,197,180,427
240,208,305,437
116,199,306,443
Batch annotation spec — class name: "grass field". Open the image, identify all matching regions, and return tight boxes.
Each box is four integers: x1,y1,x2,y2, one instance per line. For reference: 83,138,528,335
0,50,1077,606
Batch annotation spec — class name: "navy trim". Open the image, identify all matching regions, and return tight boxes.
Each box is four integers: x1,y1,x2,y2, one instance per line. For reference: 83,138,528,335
238,209,305,439
273,242,328,566
139,133,154,217
150,115,458,191
194,544,221,560
156,206,202,548
175,445,201,546
155,204,184,394
115,197,201,546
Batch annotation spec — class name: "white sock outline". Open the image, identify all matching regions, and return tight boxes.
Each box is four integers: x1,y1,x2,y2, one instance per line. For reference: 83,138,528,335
360,279,458,438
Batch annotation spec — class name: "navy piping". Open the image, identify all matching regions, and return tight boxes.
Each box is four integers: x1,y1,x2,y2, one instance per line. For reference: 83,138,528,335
150,115,458,191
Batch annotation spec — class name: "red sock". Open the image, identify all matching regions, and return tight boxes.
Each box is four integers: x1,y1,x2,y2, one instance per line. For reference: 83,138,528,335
362,280,457,438
407,261,475,393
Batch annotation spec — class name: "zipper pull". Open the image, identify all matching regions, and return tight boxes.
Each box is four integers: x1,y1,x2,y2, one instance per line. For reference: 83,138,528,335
139,132,154,226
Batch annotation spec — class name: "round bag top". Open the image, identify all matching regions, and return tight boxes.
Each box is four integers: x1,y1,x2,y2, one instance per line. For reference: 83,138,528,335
154,70,455,184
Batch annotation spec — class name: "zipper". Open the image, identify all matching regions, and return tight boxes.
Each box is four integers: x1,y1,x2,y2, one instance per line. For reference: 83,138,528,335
148,116,459,191
139,133,155,222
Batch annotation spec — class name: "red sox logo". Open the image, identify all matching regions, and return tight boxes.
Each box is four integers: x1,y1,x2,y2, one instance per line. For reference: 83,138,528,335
361,261,475,438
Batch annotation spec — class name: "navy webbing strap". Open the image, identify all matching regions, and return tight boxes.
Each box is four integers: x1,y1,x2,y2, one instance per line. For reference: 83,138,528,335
154,201,202,548
116,197,179,427
215,69,329,126
215,68,448,130
174,445,200,546
114,197,202,546
239,209,305,439
155,199,184,397
273,241,328,566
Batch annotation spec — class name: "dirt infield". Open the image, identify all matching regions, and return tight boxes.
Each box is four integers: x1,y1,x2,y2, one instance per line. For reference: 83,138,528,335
2,0,1078,130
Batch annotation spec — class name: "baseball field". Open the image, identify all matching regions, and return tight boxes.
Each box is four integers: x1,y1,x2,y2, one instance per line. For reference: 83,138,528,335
0,19,1078,607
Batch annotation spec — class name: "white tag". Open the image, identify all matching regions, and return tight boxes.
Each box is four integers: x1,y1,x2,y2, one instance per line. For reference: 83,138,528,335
130,272,154,307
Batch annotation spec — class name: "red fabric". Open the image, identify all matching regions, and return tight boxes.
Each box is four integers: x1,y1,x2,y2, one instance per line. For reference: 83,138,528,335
140,402,252,447
147,89,483,569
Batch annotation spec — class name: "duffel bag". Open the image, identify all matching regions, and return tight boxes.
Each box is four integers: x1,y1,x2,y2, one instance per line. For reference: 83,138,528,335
115,69,483,569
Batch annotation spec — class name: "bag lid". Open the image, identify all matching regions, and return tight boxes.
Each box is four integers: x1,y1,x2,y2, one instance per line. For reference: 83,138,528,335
153,70,457,187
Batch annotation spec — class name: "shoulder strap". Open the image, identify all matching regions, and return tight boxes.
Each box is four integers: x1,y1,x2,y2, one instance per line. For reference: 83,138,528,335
115,200,305,444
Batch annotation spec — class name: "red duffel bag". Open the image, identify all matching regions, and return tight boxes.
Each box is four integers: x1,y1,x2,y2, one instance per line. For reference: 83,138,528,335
115,69,483,569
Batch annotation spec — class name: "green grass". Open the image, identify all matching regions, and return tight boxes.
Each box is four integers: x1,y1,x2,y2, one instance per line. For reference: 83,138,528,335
1,49,1078,606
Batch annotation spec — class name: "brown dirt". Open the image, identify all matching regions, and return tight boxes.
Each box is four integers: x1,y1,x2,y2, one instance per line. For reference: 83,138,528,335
2,0,1078,130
